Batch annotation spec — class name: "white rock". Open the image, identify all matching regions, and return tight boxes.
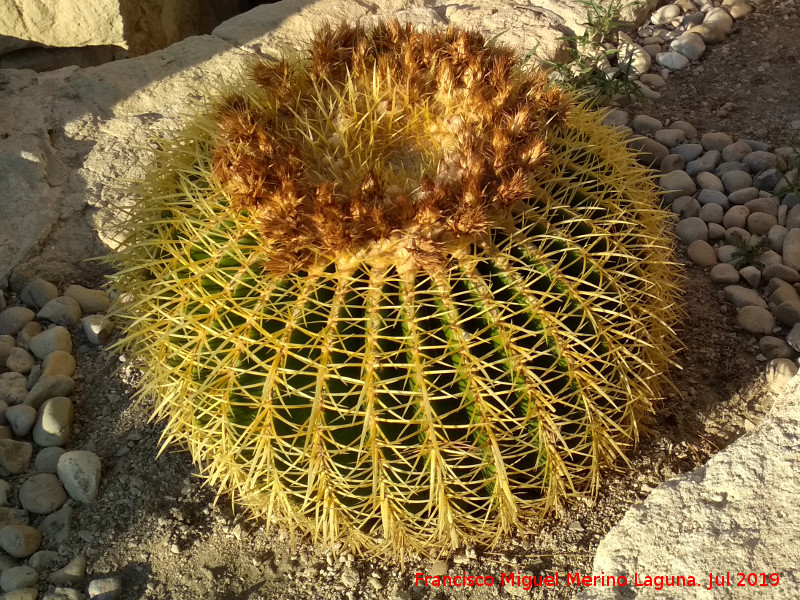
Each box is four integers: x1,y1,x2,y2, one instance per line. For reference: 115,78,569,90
656,51,689,70
81,316,114,346
88,575,123,600
670,31,705,60
617,32,651,75
722,205,749,229
48,554,86,587
57,451,101,503
722,0,753,18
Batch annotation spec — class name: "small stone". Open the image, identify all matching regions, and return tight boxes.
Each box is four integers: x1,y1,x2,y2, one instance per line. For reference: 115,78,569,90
736,306,775,335
631,115,662,134
0,372,28,404
687,240,718,267
656,51,689,70
782,229,800,270
63,286,111,315
722,205,749,229
368,576,384,591
6,348,34,376
754,168,782,191
788,205,800,229
759,336,795,359
710,263,740,284
0,481,9,506
19,473,67,515
716,161,749,177
698,203,723,223
29,550,62,571
41,352,76,379
697,189,729,209
722,142,753,163
0,565,38,592
762,263,800,284
670,121,698,140
660,170,696,201
38,505,72,544
654,128,686,148
15,322,41,352
37,298,82,328
88,575,123,600
759,250,783,267
0,440,32,476
764,358,798,389
708,222,725,241
670,32,705,60
722,0,753,18
743,151,779,173
675,217,708,244
661,153,685,173
24,376,75,411
701,132,734,152
42,588,86,600
651,4,681,25
721,170,753,193
617,33,651,76
340,566,360,588
747,212,778,235
769,281,800,305
671,196,700,218
0,336,14,366
4,589,39,600
696,171,724,192
745,197,779,217
738,266,761,288
776,301,800,326
673,143,704,162
57,451,101,503
28,327,72,360
20,279,59,311
26,366,41,394
33,397,74,448
0,309,35,337
686,151,721,176
0,525,41,558
5,405,36,438
724,285,768,309
0,508,28,529
602,109,629,128
640,73,666,88
787,323,800,352
766,277,793,297
35,447,66,473
49,554,86,586
81,316,114,346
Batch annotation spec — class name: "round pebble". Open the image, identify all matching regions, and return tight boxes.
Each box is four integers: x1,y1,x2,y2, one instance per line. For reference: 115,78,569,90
88,575,123,600
19,280,58,311
656,51,689,70
722,205,749,229
671,196,701,218
698,203,724,224
28,327,72,361
632,114,662,134
687,150,721,176
736,306,775,335
37,297,82,328
722,142,753,163
764,358,798,388
670,32,706,61
739,266,761,288
49,554,86,586
655,128,686,147
743,151,779,173
697,189,729,209
5,348,34,375
696,171,725,192
0,525,41,558
747,212,778,235
675,217,708,244
661,170,697,201
0,565,38,592
661,153,686,173
673,143,703,162
710,263,740,284
687,240,718,267
670,121,698,140
5,405,36,438
57,451,101,503
728,186,759,205
34,447,66,473
63,285,111,315
745,197,779,217
0,309,35,337
33,397,74,448
759,336,795,360
724,285,768,309
708,222,725,241
701,132,733,151
762,263,800,284
782,229,800,270
19,473,68,515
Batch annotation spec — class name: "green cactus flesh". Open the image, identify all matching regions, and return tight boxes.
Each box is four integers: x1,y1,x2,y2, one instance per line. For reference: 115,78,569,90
109,20,682,559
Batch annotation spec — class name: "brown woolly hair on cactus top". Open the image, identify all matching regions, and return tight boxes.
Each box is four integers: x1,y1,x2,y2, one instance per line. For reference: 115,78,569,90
108,19,683,560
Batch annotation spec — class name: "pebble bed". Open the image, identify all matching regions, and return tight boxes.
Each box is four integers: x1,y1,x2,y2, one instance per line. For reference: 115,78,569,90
0,285,119,600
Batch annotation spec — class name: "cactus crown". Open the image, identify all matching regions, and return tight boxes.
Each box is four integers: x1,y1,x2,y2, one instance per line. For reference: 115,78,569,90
109,20,682,560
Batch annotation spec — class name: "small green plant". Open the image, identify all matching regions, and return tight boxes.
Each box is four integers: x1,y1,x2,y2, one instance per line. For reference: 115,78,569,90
540,0,644,106
108,20,681,560
728,231,772,269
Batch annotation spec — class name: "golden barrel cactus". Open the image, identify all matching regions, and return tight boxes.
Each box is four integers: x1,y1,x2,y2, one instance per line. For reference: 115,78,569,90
108,20,682,559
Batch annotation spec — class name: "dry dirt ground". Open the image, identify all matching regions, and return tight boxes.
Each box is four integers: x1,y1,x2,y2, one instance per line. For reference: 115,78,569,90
45,1,800,599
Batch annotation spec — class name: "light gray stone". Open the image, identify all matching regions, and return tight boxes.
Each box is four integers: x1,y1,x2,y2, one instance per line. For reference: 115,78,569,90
696,171,724,192
63,285,111,315
697,189,729,209
0,309,35,337
57,451,101,503
5,405,36,438
33,397,74,448
745,196,779,217
0,525,41,559
656,51,689,70
654,128,685,148
764,358,798,389
747,212,778,235
651,4,681,24
722,205,749,229
37,297,82,328
38,505,72,544
28,327,72,360
0,336,14,367
762,263,800,284
88,575,122,600
617,32,651,76
0,565,38,592
675,217,708,244
758,250,783,267
724,285,768,309
575,378,800,600
670,31,706,61
670,120,698,140
631,115,663,136
723,0,753,18
783,229,800,270
769,281,800,305
716,160,749,177
759,336,796,360
708,222,725,241
709,263,739,284
788,324,800,352
19,474,67,515
738,265,761,288
20,279,59,311
29,550,62,572
42,587,87,600
721,170,753,194
660,153,685,173
15,322,41,352
743,151,779,173
776,301,800,326
687,240,717,267
602,109,629,128
24,376,75,411
4,588,39,600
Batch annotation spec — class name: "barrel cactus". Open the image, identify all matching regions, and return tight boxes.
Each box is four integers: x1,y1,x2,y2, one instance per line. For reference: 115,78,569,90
108,20,681,559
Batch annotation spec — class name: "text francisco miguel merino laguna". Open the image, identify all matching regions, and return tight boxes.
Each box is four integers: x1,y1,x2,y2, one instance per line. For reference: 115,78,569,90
415,571,781,591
